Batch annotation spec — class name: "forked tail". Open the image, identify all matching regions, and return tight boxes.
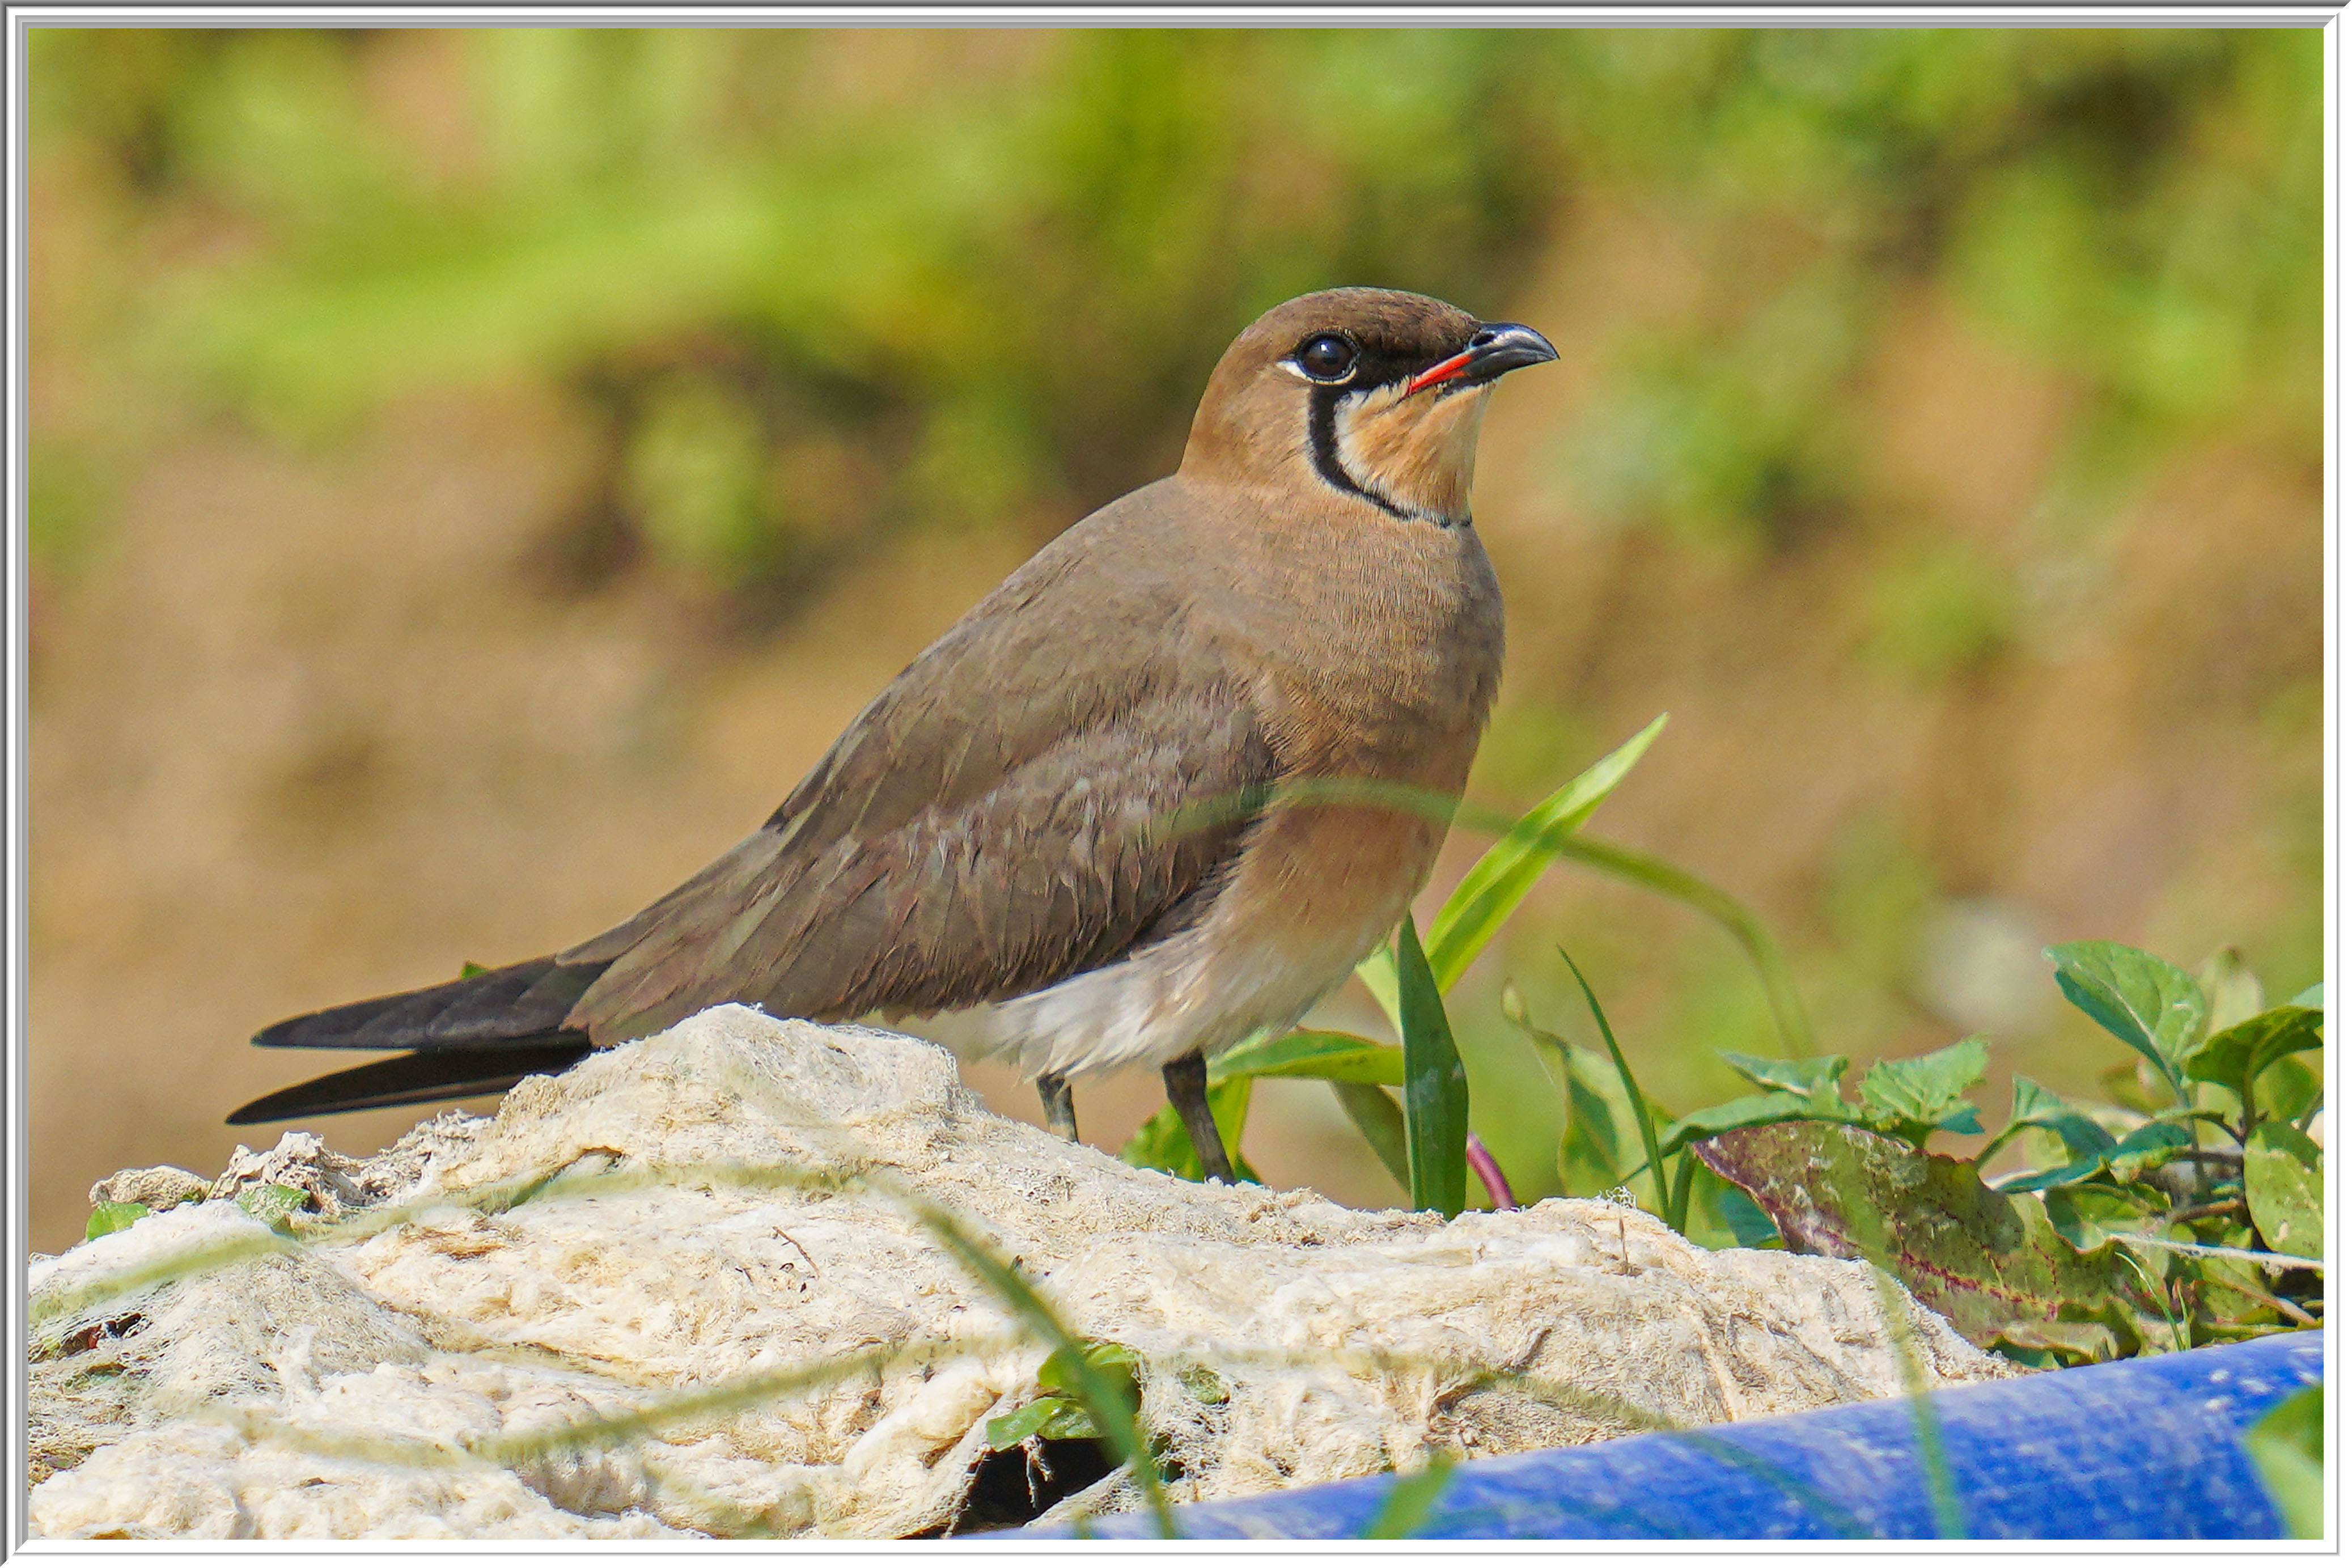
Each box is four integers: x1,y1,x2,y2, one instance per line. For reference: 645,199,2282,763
230,956,610,1124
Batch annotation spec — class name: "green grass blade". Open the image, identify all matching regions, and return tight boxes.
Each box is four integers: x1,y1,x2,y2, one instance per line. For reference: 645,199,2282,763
1667,1150,1698,1235
471,1334,1007,1470
1331,1082,1412,1194
1553,834,1815,1056
1356,945,1403,1035
1502,982,1631,1198
901,1192,1178,1537
1423,715,1667,991
1397,916,1469,1218
1906,1369,1965,1539
1361,1452,1457,1539
1807,1131,1967,1538
1210,1030,1403,1086
1562,950,1669,1219
2245,1385,2324,1539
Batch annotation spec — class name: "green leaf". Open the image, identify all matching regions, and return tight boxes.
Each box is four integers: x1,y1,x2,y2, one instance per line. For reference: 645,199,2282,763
1396,917,1468,1219
1997,1118,2196,1191
1361,1452,1456,1539
2256,1054,2322,1127
1559,1067,1631,1194
2181,1004,2323,1103
232,1183,310,1234
2041,1184,2161,1251
1990,1151,2107,1194
1120,1105,1190,1173
1715,1184,1783,1249
1033,1401,1105,1442
1694,1120,2143,1349
1718,1050,1848,1099
2045,940,2206,1096
986,1396,1090,1450
2244,1121,2324,1258
1857,1037,1990,1143
1329,1082,1411,1196
1421,715,1667,992
1039,1339,1142,1398
2244,1384,2324,1540
1998,1074,2116,1159
2103,1119,2198,1184
1177,1364,1228,1405
2197,945,2266,1035
1656,1091,1829,1160
1210,1031,1402,1086
1502,984,1630,1198
1994,1317,2118,1366
806,1168,1180,1533
84,1202,150,1242
988,1342,1148,1448
1121,1083,1261,1184
459,960,491,978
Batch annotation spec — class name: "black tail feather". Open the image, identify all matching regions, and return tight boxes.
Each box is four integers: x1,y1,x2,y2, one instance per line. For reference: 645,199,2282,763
253,957,607,1052
238,955,611,1124
228,1042,597,1125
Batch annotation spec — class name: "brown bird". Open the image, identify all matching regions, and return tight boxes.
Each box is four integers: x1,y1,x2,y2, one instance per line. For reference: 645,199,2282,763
231,286,1557,1181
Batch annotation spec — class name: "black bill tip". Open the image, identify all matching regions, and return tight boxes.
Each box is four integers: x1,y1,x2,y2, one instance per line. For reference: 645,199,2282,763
1460,321,1558,383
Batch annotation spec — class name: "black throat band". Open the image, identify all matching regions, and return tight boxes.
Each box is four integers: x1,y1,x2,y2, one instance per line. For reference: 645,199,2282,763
1305,385,1426,524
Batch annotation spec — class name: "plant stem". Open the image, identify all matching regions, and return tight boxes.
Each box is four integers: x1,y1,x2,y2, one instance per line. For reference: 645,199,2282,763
1559,950,1668,1219
2168,1198,2251,1226
1667,1152,1697,1236
1464,1133,1516,1211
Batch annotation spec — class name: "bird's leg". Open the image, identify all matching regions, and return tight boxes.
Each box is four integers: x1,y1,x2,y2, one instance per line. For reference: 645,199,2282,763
1037,1071,1079,1143
1163,1049,1236,1183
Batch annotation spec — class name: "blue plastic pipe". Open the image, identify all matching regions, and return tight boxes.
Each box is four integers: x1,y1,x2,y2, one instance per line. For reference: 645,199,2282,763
1036,1331,2320,1540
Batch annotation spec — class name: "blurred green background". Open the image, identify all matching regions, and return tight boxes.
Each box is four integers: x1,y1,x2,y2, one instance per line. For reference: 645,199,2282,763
27,27,2322,1252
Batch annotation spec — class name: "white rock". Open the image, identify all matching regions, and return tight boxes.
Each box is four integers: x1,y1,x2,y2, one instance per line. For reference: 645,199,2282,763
27,1006,2014,1540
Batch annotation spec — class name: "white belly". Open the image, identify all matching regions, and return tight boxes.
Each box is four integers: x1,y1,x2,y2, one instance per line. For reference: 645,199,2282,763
947,926,1334,1077
939,796,1446,1078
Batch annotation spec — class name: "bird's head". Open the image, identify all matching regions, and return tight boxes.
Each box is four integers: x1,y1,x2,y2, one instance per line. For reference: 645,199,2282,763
1181,286,1558,527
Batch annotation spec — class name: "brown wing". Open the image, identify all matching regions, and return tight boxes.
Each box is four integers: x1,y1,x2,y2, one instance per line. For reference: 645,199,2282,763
557,527,1277,1044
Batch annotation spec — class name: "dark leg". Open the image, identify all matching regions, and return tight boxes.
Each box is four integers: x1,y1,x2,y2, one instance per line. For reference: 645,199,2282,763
1162,1049,1236,1183
1037,1071,1079,1142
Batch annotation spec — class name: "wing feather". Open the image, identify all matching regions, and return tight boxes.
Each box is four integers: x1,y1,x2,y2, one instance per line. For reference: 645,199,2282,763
560,512,1277,1044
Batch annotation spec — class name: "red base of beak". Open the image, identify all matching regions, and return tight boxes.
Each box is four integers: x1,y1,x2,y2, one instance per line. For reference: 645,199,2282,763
1404,349,1477,397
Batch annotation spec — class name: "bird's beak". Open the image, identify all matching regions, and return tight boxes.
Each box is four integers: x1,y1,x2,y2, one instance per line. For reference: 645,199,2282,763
1403,322,1559,397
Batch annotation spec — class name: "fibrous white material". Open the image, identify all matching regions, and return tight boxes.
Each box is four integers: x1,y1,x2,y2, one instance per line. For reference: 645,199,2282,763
28,1007,2013,1540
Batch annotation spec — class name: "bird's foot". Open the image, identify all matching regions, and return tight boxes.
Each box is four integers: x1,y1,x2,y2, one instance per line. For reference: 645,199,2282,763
1162,1050,1236,1183
1037,1071,1079,1143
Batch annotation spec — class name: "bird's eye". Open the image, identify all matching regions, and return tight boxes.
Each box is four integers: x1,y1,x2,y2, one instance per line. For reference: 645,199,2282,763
1293,333,1359,382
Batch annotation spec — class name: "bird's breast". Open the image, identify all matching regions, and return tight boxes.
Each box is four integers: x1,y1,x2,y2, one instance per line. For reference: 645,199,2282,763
1239,522,1504,793
1192,508,1503,1022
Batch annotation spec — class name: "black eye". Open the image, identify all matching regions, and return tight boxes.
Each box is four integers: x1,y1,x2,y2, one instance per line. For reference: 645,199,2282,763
1294,333,1359,382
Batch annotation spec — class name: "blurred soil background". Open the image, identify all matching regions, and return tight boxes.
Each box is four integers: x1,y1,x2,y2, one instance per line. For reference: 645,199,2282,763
26,28,2321,1253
